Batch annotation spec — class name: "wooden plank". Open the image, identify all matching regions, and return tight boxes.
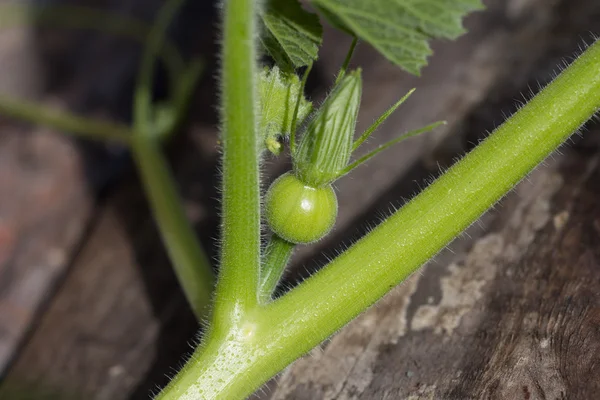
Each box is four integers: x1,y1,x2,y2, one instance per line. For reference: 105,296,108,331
0,0,156,375
0,129,215,399
0,14,94,375
0,126,92,375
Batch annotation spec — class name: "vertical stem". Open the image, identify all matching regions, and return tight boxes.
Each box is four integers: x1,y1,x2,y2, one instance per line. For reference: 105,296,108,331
132,135,214,319
155,1,261,397
290,63,312,156
213,0,261,319
335,36,358,84
259,235,295,303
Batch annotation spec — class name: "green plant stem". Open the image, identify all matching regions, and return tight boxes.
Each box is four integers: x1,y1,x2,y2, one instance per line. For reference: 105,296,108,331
259,235,295,303
0,96,133,144
210,0,261,321
335,36,358,84
156,1,261,395
131,134,214,319
0,3,185,80
290,63,312,156
134,0,185,134
157,40,600,400
167,59,204,137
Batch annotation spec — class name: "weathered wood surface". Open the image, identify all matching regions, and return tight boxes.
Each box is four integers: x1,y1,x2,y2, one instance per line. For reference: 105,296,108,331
0,0,599,399
0,0,205,377
0,124,92,375
0,1,94,375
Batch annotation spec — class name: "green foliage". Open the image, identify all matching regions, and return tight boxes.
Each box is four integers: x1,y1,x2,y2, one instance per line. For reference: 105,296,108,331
259,0,323,71
156,34,600,398
259,0,483,75
312,0,484,75
258,66,312,155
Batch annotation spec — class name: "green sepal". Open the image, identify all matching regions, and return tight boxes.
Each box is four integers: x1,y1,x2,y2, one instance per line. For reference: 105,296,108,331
258,66,312,155
294,69,362,186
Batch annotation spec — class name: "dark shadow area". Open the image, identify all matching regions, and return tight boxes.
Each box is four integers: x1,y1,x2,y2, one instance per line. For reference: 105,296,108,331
24,0,221,398
31,0,219,191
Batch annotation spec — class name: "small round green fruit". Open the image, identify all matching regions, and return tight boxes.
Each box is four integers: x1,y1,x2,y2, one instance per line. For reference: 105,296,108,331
265,173,338,244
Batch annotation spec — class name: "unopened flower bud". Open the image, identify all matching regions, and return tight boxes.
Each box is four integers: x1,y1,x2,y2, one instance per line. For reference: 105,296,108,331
294,69,362,187
258,66,312,155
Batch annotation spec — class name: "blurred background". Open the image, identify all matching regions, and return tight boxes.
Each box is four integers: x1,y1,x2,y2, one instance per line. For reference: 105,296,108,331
0,0,599,399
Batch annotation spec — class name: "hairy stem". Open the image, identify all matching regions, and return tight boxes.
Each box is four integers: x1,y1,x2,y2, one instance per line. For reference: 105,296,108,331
155,0,261,396
158,40,600,400
131,135,214,319
211,0,261,320
259,235,295,303
335,36,358,84
262,38,600,383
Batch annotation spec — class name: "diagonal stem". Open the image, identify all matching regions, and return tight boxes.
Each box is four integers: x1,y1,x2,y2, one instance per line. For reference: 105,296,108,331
131,135,214,319
156,38,600,400
262,37,600,379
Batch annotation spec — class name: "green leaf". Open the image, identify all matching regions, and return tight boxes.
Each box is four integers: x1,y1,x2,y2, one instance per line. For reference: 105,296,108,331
259,0,323,71
258,66,312,155
311,0,484,75
311,4,353,35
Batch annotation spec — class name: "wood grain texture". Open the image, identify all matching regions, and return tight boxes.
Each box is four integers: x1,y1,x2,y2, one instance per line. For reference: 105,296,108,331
0,128,218,400
0,68,94,384
0,125,92,375
0,0,93,375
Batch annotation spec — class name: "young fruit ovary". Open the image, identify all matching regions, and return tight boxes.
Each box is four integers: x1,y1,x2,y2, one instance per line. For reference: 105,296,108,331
265,172,337,244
